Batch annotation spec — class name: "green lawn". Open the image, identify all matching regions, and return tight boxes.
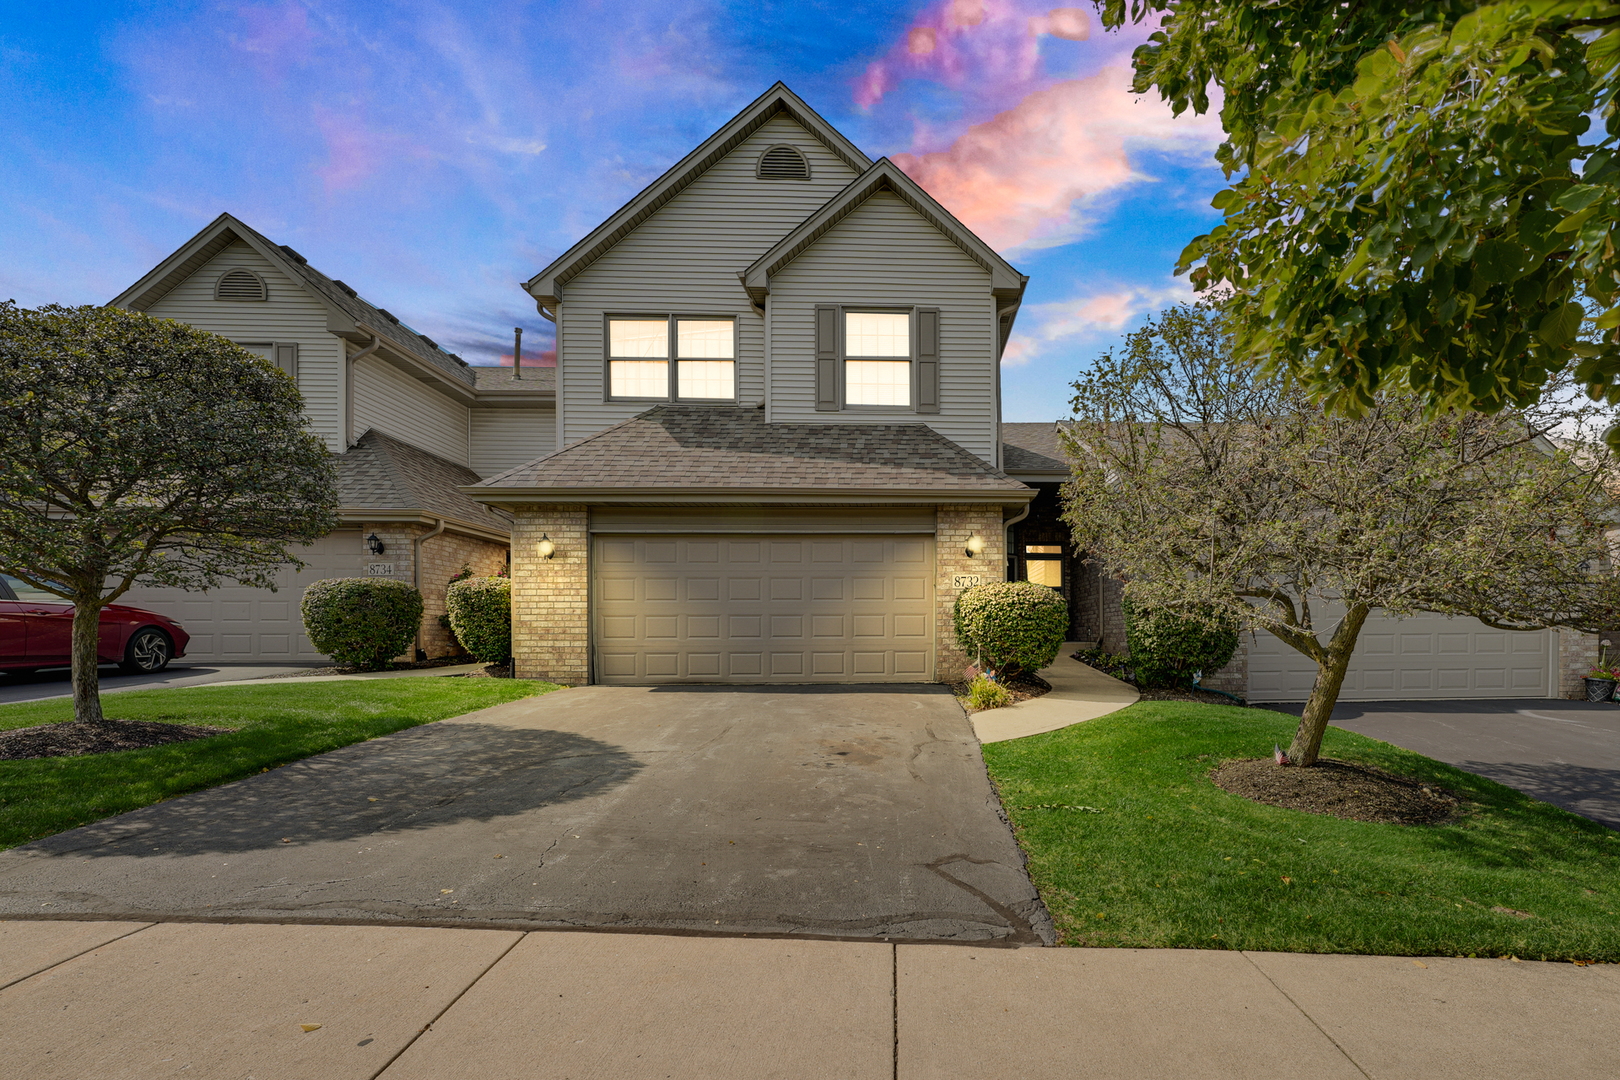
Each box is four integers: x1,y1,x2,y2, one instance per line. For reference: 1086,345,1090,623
982,701,1620,961
0,678,560,850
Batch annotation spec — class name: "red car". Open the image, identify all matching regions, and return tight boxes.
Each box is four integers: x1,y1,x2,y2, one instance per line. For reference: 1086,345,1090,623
0,574,190,675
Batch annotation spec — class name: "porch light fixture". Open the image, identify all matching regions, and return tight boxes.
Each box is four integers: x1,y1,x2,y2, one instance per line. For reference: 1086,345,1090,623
965,534,986,558
366,533,385,555
536,533,556,560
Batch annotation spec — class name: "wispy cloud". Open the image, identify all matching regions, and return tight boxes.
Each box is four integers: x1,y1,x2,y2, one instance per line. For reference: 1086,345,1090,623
894,67,1222,252
1003,279,1194,365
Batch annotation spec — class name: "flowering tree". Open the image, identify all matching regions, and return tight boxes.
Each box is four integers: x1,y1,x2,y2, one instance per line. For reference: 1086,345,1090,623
1063,304,1620,765
0,302,338,724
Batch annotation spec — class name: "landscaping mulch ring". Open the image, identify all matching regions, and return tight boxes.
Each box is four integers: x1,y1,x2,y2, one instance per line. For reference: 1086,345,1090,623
1211,757,1462,825
0,719,228,760
259,655,476,679
946,670,1052,712
451,663,513,679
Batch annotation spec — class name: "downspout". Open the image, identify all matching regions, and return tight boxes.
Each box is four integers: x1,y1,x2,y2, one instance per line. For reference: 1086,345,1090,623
412,517,447,660
1003,502,1031,582
345,334,381,447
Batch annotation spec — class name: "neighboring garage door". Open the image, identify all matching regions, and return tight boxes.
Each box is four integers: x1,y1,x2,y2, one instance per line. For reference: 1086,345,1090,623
113,530,366,663
594,535,935,683
1247,609,1553,703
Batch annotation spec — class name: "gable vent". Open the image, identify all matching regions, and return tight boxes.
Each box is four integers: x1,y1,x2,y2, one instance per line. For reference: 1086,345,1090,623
756,144,810,181
214,268,267,302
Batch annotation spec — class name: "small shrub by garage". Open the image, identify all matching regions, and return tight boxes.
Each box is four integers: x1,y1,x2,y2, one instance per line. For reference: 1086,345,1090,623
446,576,511,664
1121,598,1239,688
300,578,424,671
953,581,1069,677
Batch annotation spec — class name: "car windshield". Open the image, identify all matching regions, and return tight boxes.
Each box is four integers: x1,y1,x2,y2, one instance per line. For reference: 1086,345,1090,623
2,574,65,603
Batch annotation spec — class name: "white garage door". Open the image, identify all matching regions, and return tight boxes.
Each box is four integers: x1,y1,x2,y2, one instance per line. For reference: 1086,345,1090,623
1247,609,1553,703
113,531,367,663
593,535,935,683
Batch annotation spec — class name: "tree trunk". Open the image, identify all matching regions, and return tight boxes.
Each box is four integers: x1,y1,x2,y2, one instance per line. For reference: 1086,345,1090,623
1287,603,1371,767
71,598,106,726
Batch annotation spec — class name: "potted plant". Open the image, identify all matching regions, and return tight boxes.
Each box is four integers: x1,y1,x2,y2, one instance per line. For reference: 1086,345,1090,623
1583,665,1618,702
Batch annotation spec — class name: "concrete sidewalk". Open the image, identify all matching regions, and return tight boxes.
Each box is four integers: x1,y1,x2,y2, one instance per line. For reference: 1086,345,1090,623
2,920,1614,1079
972,644,1139,744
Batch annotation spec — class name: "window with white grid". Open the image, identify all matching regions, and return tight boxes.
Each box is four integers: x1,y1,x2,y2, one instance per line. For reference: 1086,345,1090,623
843,311,910,407
607,317,736,401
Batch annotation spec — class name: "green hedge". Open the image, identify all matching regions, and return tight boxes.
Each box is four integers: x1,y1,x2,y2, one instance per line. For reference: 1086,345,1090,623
300,578,424,671
1122,598,1239,688
446,576,511,664
953,581,1069,677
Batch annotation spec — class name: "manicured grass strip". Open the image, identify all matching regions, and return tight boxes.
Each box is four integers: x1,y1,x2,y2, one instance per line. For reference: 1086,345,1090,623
0,679,559,850
982,701,1620,961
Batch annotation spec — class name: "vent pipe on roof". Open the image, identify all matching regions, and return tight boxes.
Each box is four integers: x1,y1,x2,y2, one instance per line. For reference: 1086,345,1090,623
513,327,523,380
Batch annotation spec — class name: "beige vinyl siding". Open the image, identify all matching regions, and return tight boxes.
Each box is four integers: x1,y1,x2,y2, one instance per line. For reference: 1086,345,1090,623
471,407,557,476
767,191,998,462
559,114,860,445
145,242,343,451
352,353,470,465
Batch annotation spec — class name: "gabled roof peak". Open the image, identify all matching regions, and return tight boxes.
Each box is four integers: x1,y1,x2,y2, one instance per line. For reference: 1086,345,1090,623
523,82,873,304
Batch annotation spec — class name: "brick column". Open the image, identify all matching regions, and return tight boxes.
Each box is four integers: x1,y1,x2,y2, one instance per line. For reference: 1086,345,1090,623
511,505,589,684
935,504,1007,682
1558,629,1600,699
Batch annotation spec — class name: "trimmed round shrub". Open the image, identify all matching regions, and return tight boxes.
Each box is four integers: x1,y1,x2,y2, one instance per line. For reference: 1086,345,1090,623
953,581,1069,677
300,577,424,671
446,575,511,664
1122,598,1239,688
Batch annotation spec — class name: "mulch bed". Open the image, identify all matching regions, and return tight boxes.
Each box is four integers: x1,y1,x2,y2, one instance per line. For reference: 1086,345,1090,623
946,671,1053,712
1137,687,1250,706
0,719,228,761
1210,757,1462,825
452,663,513,679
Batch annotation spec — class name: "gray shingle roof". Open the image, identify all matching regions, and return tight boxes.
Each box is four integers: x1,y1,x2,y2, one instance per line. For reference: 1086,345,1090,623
1000,422,1070,475
338,429,512,531
473,406,1031,495
472,365,557,394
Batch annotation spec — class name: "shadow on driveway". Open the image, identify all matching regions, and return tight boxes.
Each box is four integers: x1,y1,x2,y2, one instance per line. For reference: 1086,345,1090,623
18,722,642,858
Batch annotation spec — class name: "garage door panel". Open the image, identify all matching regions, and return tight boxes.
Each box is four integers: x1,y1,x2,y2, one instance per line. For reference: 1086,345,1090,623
1247,606,1551,702
594,534,935,684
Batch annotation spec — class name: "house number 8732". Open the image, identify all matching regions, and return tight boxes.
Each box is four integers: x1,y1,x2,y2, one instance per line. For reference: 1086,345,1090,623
952,574,983,590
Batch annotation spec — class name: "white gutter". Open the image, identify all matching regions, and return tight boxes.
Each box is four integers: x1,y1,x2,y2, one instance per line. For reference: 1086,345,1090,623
345,334,381,446
1003,502,1032,580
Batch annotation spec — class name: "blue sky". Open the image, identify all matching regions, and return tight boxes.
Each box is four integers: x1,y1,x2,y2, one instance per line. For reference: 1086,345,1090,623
0,0,1226,421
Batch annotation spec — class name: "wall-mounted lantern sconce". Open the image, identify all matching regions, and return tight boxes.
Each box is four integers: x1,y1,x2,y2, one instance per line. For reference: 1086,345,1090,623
536,533,556,560
366,533,386,555
964,534,986,558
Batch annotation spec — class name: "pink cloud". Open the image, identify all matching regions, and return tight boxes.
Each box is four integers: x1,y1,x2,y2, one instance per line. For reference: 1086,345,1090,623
228,2,316,81
491,349,557,368
312,108,432,194
1003,280,1195,365
894,67,1223,251
855,2,1099,112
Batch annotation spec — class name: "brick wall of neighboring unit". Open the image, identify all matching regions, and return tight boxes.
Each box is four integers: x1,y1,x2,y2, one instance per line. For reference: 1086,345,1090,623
417,530,510,657
1558,629,1600,699
511,505,590,684
935,504,1007,681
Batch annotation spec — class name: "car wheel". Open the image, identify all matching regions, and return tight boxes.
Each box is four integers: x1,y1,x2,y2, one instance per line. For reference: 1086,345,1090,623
120,628,172,674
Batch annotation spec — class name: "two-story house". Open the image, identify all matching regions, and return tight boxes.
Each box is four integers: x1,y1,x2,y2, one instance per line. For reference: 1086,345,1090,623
107,215,556,663
468,83,1041,684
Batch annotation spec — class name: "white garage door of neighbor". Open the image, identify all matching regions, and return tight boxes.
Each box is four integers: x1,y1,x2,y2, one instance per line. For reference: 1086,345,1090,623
114,530,367,663
1247,609,1553,703
593,535,935,683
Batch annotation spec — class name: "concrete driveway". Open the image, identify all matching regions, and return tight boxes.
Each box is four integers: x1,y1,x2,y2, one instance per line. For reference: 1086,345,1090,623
1267,698,1620,830
0,684,1052,944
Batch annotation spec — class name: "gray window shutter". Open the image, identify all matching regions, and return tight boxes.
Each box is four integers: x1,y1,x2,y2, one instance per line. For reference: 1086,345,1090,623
916,307,939,414
815,305,838,412
274,342,299,381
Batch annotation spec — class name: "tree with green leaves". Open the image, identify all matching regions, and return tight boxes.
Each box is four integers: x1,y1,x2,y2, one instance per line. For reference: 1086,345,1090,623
0,302,338,725
1063,303,1620,766
1097,1,1620,424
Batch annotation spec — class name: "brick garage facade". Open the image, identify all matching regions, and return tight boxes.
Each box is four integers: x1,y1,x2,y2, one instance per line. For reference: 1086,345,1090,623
510,505,589,684
1558,629,1601,699
935,505,1007,681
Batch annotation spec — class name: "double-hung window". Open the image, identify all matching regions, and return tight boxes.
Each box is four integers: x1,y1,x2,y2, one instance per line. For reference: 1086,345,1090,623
814,305,939,414
606,316,736,402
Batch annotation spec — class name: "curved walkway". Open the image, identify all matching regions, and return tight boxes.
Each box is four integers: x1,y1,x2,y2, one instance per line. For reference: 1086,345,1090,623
972,643,1139,744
